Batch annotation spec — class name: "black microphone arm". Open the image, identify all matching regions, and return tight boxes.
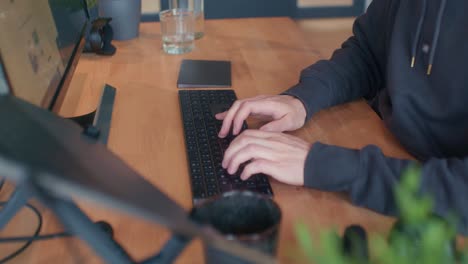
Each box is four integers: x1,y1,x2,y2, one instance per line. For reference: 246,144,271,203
0,94,274,264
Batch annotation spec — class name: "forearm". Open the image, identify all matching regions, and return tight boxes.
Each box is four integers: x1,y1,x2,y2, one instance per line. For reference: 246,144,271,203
304,142,468,234
284,0,393,120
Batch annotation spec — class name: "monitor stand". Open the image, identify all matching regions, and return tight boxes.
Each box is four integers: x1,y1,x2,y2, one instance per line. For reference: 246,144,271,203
67,84,116,145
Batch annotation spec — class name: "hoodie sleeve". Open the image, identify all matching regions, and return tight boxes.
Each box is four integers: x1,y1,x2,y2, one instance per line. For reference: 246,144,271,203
284,0,394,120
305,142,468,235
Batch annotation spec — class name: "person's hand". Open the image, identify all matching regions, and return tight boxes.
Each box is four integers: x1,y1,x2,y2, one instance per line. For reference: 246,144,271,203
222,130,311,186
215,95,307,138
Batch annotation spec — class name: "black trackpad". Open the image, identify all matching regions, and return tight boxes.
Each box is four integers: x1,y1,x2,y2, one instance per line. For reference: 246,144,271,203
177,60,232,88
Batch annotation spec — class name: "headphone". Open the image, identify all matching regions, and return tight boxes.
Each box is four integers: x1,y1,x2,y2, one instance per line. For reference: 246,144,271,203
84,18,117,56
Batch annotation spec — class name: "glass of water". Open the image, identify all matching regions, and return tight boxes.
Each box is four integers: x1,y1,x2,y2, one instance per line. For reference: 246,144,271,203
169,0,204,39
159,9,195,55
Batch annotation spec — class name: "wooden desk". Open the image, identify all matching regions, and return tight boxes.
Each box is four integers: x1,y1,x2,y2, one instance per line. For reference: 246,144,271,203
1,18,412,263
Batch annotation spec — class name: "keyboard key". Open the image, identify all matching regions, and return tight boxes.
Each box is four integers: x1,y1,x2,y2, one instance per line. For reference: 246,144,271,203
217,172,228,180
207,191,218,197
246,180,256,187
206,183,218,191
195,192,207,199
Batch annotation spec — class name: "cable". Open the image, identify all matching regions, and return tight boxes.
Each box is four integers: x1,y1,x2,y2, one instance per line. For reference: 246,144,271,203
0,178,5,193
0,182,112,263
0,232,71,243
0,202,42,264
0,179,68,262
0,202,79,263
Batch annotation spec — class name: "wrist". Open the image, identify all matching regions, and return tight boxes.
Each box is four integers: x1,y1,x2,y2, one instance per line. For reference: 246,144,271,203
290,96,307,125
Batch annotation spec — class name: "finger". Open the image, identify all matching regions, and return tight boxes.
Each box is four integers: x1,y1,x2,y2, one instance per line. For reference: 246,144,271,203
215,111,227,120
232,100,276,135
259,117,290,132
226,144,275,175
221,129,270,168
240,159,277,180
231,101,255,135
222,130,280,168
218,96,273,136
218,100,242,138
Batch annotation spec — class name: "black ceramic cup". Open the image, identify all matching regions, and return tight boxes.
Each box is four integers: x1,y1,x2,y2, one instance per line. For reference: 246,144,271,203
190,191,282,264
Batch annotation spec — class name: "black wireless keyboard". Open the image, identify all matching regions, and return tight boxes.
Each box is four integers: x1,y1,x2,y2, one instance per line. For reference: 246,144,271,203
179,90,273,205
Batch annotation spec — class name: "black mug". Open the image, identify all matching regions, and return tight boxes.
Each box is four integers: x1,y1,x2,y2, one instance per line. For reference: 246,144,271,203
191,191,282,264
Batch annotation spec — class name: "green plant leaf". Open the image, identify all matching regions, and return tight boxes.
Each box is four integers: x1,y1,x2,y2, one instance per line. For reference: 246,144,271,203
294,165,467,264
294,222,316,262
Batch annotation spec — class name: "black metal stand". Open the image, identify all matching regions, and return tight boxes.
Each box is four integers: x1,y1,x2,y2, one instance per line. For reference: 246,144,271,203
0,181,34,229
38,191,135,264
67,111,96,129
0,180,190,264
45,195,192,264
66,84,116,145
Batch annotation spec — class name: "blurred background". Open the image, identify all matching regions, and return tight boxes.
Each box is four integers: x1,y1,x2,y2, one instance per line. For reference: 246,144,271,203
141,0,371,20
141,0,373,58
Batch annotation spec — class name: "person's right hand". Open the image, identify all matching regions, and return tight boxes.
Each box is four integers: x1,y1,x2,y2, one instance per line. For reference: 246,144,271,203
216,95,307,138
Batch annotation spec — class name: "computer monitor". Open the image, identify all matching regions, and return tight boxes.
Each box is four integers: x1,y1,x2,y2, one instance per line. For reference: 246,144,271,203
0,61,9,95
0,0,88,113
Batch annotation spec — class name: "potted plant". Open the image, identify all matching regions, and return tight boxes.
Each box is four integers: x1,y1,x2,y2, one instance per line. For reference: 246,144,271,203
295,166,468,264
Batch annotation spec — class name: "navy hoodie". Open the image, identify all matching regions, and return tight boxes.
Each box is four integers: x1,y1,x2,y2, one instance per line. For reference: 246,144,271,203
284,0,468,234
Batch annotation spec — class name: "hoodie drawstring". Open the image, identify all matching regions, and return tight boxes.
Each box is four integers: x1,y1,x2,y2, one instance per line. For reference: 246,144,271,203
411,0,427,68
410,0,447,75
427,0,447,75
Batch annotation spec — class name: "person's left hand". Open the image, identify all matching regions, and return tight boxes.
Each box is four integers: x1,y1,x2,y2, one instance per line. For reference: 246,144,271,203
222,129,311,186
